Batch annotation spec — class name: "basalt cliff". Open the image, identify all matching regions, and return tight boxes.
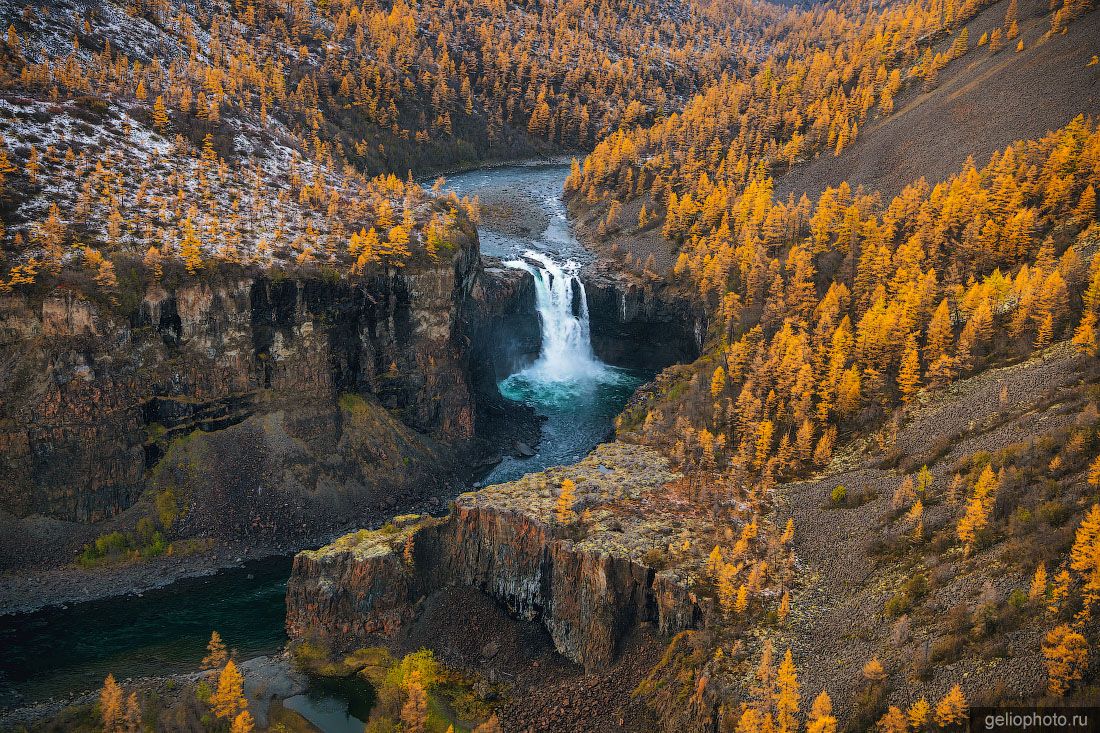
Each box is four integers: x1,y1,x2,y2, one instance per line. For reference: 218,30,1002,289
0,225,539,567
286,442,725,671
0,225,698,572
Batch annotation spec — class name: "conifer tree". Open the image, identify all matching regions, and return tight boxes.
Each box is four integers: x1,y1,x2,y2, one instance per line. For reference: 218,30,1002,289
180,217,203,274
231,710,255,733
100,674,124,733
933,685,968,727
1070,504,1100,618
806,691,836,733
202,631,228,674
778,591,790,624
1072,312,1098,355
1029,562,1048,602
957,465,998,554
877,706,907,733
1075,184,1096,223
153,95,170,131
907,698,930,729
1049,569,1072,615
556,479,577,524
211,660,247,721
401,670,428,733
0,136,16,195
25,145,40,184
897,335,921,403
1042,625,1088,696
862,656,886,682
775,649,800,733
706,545,724,580
123,692,142,733
735,583,749,614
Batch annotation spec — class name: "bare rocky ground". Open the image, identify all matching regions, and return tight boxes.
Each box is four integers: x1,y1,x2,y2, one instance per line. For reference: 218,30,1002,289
776,0,1100,201
768,342,1096,719
570,202,678,278
394,587,663,732
477,186,554,240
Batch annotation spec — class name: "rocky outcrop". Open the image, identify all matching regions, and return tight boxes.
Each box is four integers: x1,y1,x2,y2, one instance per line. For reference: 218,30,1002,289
0,228,492,533
466,259,540,395
286,442,719,671
581,268,704,370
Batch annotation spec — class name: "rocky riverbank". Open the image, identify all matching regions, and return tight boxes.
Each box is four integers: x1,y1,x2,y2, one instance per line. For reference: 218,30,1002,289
0,651,309,730
0,494,454,617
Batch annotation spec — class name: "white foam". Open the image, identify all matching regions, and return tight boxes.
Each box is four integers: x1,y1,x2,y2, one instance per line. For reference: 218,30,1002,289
502,250,610,385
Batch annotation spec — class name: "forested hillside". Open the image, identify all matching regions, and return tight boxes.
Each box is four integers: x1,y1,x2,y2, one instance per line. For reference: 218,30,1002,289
564,0,1100,723
1,0,1099,728
0,0,770,292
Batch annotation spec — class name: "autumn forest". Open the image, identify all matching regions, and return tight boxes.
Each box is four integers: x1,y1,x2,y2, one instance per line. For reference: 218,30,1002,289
0,0,1098,730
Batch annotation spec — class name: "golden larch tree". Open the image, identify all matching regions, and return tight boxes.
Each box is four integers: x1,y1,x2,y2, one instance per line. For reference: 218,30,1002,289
1070,504,1100,619
179,217,204,275
210,660,247,721
897,335,921,404
775,648,800,733
933,685,968,727
202,630,228,674
956,465,998,554
1042,624,1088,696
806,691,837,733
123,691,141,733
401,669,429,733
100,674,124,733
1029,562,1048,602
230,710,255,733
153,95,170,131
907,698,929,729
877,706,907,733
556,479,577,524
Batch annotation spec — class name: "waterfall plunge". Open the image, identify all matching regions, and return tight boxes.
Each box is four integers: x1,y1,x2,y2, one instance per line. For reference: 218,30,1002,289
502,250,610,387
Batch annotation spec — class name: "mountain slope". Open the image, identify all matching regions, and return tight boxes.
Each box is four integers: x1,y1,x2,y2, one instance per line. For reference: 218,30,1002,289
777,0,1100,201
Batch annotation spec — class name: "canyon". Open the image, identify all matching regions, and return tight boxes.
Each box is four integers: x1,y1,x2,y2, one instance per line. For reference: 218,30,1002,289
0,222,484,565
285,442,716,672
0,204,695,576
0,165,706,726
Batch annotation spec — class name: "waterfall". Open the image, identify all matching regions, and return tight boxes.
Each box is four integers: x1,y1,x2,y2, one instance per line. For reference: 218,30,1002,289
503,250,608,384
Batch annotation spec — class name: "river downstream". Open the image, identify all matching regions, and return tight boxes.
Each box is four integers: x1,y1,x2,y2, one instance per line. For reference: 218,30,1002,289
0,163,647,722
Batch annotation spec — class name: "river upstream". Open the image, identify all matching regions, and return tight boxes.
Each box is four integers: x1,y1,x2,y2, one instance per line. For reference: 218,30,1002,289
0,163,648,730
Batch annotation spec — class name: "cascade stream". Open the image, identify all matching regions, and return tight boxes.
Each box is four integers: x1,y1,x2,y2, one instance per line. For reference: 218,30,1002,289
501,250,605,387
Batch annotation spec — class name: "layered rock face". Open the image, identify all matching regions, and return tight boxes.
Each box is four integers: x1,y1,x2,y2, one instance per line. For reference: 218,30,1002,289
287,442,719,670
582,268,704,370
464,258,540,396
0,227,524,534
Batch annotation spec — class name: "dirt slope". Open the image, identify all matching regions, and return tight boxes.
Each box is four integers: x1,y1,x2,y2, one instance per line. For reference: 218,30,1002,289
771,342,1097,718
777,0,1100,201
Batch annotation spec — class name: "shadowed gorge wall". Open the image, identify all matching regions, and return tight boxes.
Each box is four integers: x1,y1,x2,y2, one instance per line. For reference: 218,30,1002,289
0,229,482,526
583,270,705,370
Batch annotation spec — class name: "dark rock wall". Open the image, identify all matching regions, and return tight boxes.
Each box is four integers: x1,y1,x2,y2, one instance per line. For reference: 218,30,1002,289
0,233,489,525
582,271,704,370
465,260,540,398
286,500,706,671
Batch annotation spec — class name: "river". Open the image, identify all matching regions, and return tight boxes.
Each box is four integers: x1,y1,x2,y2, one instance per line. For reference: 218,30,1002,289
443,163,649,485
0,163,648,727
